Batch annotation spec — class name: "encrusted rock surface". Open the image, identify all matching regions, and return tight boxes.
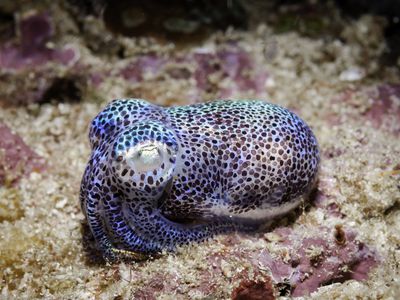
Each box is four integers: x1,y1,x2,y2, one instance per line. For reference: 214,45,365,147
0,1,399,299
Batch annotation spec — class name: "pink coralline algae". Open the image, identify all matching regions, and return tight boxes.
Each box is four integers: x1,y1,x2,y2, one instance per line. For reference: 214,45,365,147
193,47,268,98
364,84,400,134
0,123,46,186
120,55,165,83
0,11,81,106
119,45,268,100
313,182,346,218
328,84,400,135
99,224,378,298
217,49,268,97
130,222,378,298
256,226,378,297
0,12,78,70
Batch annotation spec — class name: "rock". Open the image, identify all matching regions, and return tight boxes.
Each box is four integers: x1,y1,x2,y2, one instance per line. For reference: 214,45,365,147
0,11,78,71
232,277,275,300
256,226,379,297
0,11,80,106
0,123,46,186
101,0,247,38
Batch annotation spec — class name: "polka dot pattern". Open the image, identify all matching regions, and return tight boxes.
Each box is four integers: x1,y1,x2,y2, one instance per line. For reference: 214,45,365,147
80,99,319,258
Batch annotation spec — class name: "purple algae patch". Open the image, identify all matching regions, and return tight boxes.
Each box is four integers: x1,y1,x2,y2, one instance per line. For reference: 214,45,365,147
257,226,379,297
0,123,46,185
0,12,78,71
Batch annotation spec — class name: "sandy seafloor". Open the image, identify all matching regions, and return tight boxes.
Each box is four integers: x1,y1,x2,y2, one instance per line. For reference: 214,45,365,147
0,1,399,299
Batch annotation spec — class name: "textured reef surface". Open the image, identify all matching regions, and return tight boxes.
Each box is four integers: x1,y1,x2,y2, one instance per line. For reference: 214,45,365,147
0,0,399,299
